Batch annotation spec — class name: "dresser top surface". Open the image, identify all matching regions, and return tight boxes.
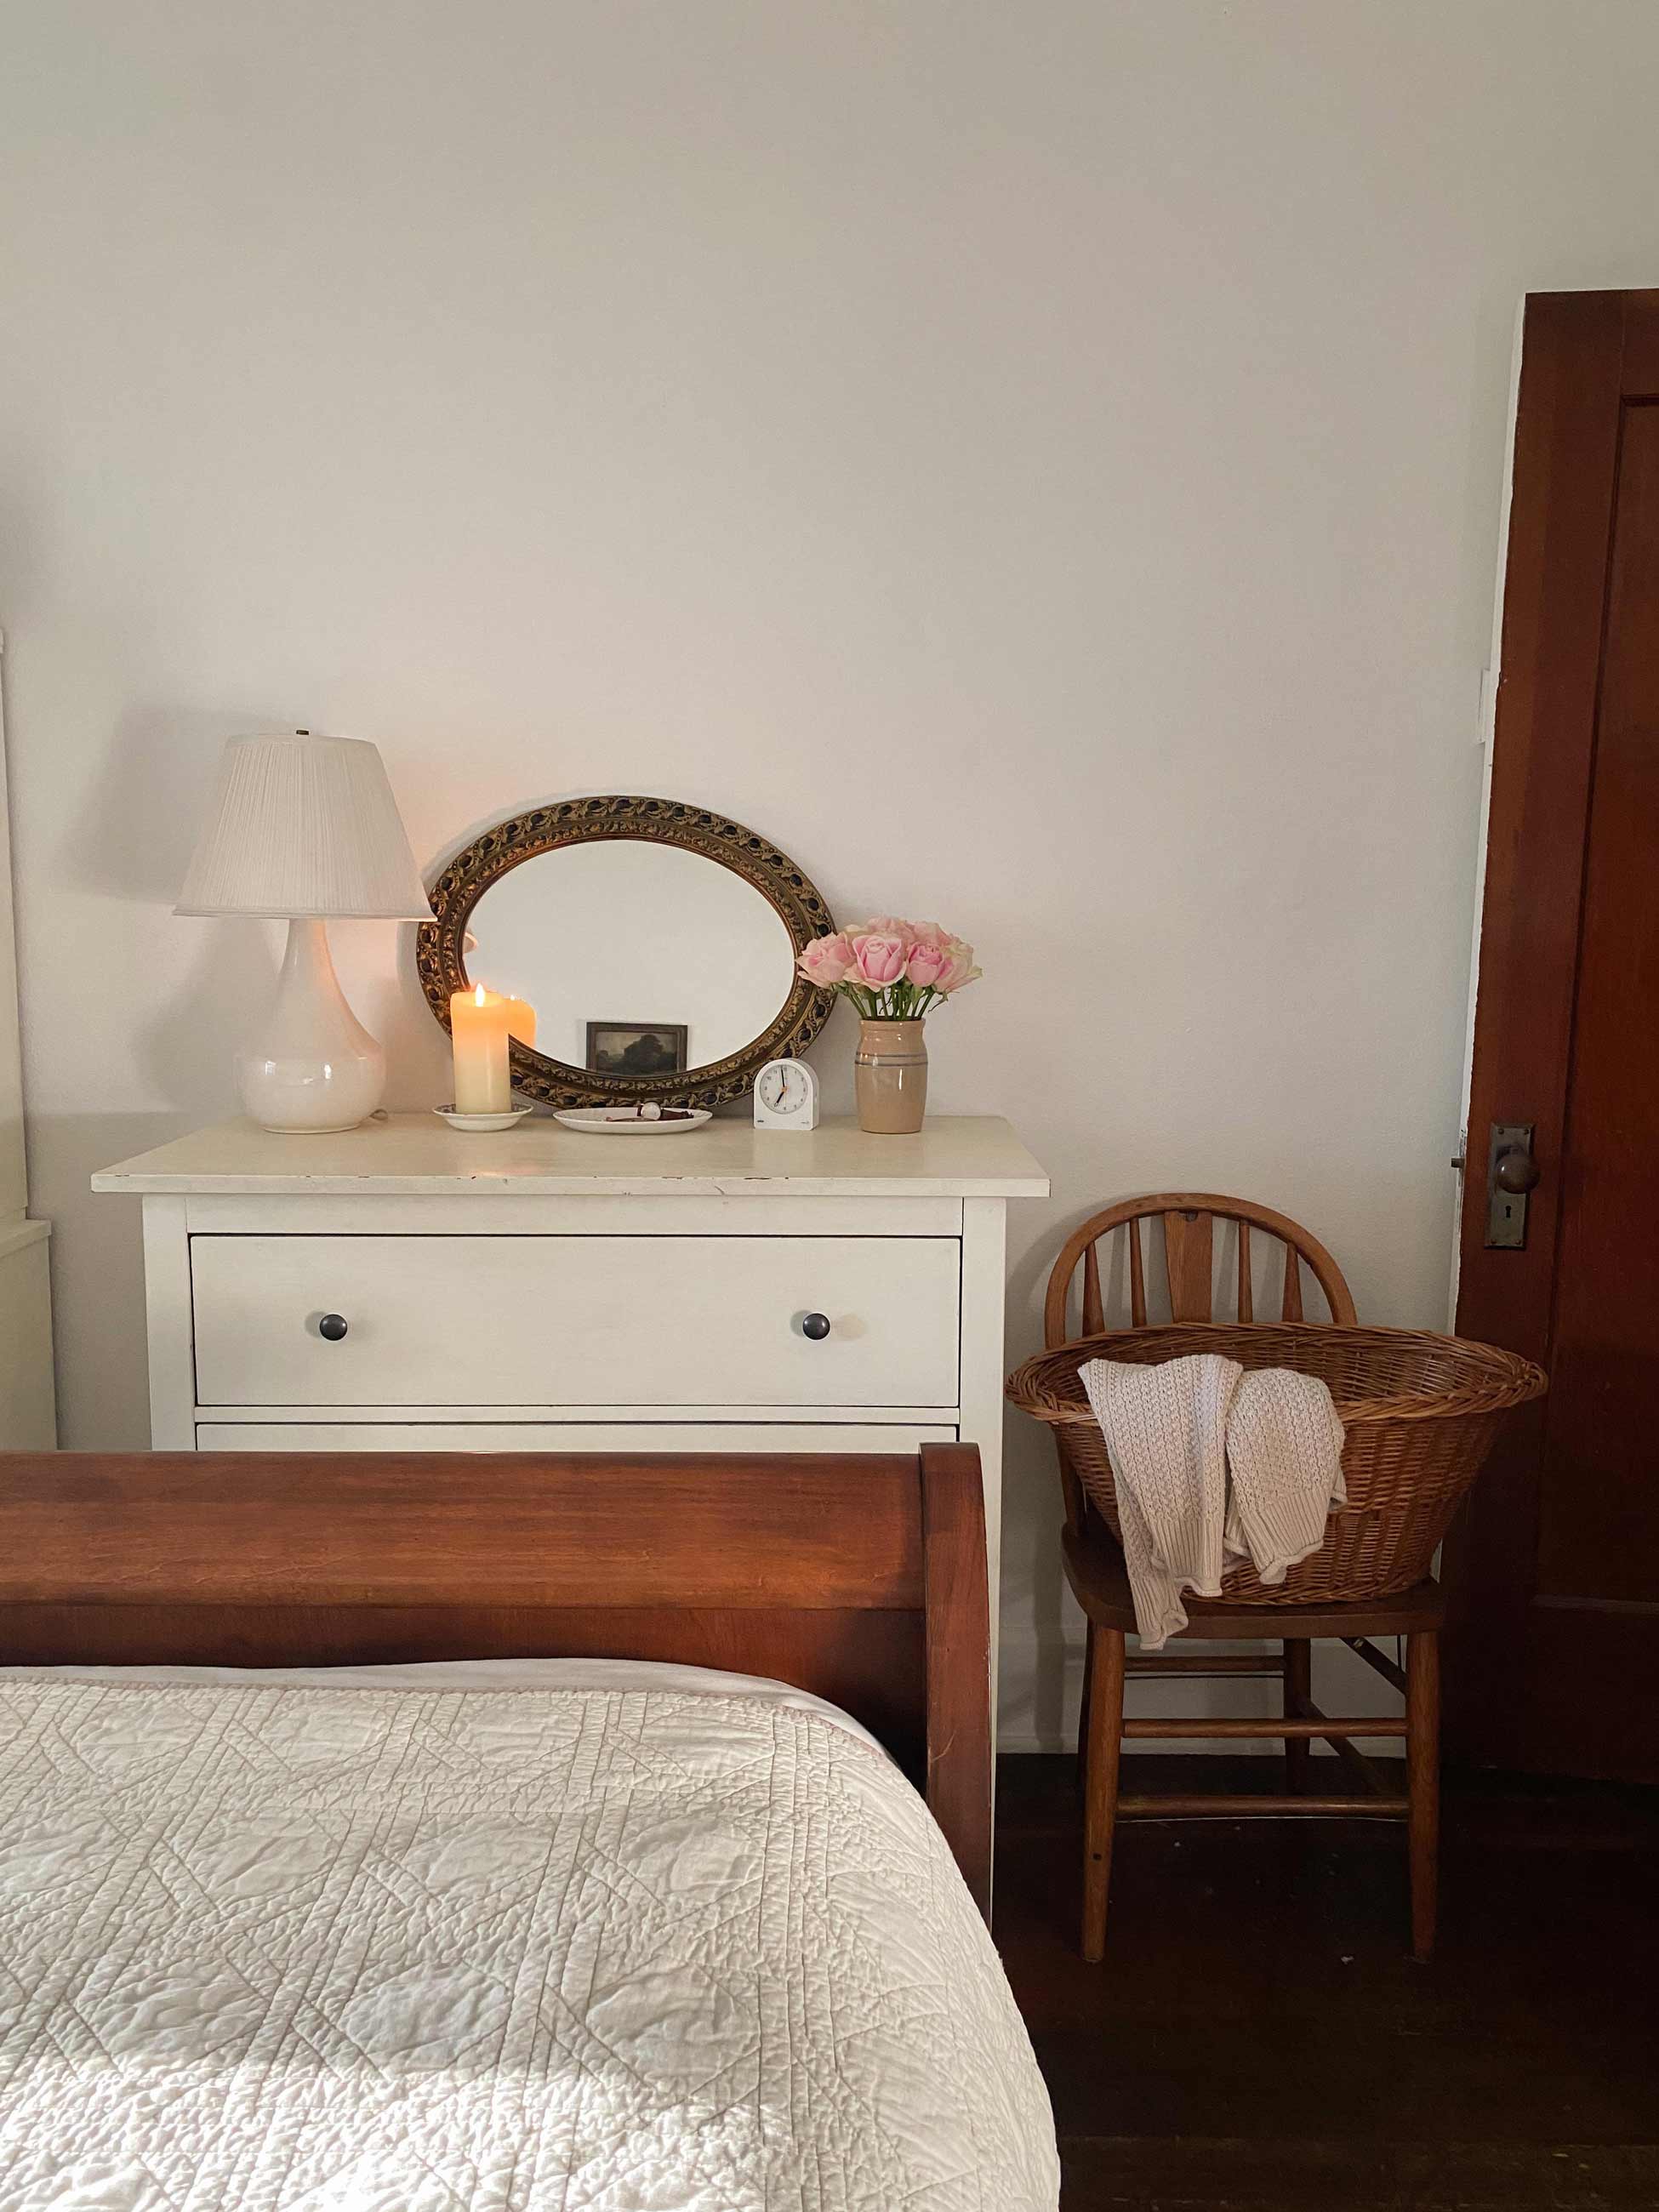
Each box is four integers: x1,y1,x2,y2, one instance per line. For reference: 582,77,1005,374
92,1115,1050,1200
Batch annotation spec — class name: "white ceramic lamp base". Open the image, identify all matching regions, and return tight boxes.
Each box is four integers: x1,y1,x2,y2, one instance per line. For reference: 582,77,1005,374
237,918,386,1132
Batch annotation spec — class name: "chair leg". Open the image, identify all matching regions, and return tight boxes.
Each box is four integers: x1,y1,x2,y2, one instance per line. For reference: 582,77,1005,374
1282,1638,1311,1794
1081,1625,1125,1964
1406,1628,1440,1963
1076,1617,1096,1797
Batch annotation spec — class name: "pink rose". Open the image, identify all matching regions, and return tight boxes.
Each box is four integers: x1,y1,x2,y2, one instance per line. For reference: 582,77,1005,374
932,937,982,994
859,915,920,942
851,932,908,987
906,941,949,989
907,921,950,952
797,931,855,987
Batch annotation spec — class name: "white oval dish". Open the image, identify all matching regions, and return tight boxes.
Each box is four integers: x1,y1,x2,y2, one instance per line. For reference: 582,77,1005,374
552,1108,713,1137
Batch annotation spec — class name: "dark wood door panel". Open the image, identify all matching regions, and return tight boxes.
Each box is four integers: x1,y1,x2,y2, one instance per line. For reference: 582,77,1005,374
1451,289,1659,1780
1540,399,1659,1606
1455,291,1626,1366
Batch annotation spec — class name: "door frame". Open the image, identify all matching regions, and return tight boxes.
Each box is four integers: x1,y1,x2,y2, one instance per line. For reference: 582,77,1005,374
1446,288,1659,1772
1447,302,1525,1327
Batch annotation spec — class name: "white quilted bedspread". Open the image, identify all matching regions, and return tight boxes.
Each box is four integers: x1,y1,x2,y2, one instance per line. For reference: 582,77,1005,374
0,1676,1058,2210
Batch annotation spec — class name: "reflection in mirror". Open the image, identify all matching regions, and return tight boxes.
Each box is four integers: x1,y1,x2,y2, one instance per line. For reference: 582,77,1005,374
465,840,798,1075
419,795,835,1106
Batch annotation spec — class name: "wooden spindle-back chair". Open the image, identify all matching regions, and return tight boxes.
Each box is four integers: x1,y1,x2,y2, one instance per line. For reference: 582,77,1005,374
1030,1193,1446,1964
1045,1190,1357,1345
1043,1193,1357,1536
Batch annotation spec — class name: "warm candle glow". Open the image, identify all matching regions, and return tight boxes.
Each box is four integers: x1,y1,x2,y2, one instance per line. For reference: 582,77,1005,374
465,982,534,1042
451,985,512,1115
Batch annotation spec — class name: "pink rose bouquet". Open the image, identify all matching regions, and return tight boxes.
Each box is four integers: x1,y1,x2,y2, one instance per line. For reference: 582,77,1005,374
797,916,983,1019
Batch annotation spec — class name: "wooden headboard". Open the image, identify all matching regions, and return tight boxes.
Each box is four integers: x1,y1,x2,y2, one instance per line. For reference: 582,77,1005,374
0,1442,992,1914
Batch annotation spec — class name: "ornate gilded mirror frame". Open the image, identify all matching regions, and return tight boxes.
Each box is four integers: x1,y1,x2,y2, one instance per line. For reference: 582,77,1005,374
417,795,836,1108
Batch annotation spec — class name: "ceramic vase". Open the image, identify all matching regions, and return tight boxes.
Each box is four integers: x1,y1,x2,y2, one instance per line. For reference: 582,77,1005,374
237,918,385,1132
854,1018,928,1135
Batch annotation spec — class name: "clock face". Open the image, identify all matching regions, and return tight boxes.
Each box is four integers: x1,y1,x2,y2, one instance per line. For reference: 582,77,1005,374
757,1061,811,1115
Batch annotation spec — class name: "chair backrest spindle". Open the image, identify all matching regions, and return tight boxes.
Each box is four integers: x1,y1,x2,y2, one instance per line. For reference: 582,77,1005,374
1163,1210,1214,1321
1127,1217,1147,1328
1081,1241,1104,1336
1042,1191,1357,1349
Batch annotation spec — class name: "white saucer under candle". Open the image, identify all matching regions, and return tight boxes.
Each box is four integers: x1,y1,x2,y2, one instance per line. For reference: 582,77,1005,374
434,1106,532,1133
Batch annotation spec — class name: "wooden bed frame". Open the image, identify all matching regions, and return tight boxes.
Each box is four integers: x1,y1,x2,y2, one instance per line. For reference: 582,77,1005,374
0,1441,993,1915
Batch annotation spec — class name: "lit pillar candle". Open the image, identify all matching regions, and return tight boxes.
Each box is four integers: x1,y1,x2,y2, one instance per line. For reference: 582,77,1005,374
451,984,512,1114
501,995,536,1048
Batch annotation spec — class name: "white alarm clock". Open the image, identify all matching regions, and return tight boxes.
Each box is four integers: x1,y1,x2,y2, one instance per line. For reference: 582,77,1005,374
754,1058,820,1130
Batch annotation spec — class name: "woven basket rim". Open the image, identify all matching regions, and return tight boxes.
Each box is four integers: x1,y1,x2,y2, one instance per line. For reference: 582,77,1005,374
1006,1320,1548,1429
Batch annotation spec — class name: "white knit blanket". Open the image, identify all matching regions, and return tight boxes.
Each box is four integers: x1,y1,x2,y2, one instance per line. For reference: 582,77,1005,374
1080,1354,1347,1647
0,1675,1058,2210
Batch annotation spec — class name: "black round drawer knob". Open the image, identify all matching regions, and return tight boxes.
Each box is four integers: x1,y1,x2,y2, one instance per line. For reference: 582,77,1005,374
801,1312,832,1341
317,1313,350,1343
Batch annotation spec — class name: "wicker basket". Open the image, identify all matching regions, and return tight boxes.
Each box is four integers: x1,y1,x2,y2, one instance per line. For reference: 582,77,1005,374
1006,1323,1547,1606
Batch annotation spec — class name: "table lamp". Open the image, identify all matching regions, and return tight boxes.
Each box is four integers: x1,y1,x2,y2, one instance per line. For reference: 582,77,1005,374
177,732,431,1132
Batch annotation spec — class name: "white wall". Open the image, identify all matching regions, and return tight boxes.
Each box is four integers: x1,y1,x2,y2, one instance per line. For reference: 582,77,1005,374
3,1,1658,1742
0,644,29,1226
0,638,58,1447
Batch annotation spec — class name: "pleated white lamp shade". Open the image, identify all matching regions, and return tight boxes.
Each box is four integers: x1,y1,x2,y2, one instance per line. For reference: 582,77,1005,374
176,733,431,919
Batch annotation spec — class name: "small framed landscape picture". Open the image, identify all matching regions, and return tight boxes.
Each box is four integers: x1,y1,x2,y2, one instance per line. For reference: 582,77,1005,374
585,1022,689,1077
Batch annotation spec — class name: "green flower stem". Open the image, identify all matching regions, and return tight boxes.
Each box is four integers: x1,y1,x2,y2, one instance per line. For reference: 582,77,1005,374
835,980,943,1019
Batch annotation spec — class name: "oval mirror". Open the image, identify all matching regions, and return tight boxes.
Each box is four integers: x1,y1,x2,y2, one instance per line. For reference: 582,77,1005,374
418,797,836,1106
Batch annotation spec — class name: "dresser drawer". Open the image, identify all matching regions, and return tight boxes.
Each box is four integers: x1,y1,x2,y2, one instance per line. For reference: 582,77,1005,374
191,1235,961,1410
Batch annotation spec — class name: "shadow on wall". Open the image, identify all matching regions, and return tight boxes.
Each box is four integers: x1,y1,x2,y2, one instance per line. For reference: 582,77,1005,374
137,926,280,1108
59,704,272,905
1002,1211,1072,1747
29,1113,185,1450
386,924,464,1108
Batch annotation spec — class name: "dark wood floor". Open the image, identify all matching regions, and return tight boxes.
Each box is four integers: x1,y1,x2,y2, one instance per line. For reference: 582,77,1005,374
994,1755,1659,2211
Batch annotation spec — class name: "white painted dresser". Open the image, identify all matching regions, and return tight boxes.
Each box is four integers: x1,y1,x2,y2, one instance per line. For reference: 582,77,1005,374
94,1114,1047,1611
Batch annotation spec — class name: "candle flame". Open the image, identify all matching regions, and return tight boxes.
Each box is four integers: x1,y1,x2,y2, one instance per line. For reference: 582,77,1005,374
473,983,487,1006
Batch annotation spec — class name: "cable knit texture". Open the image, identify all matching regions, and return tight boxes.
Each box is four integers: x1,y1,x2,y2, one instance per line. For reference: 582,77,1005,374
1224,1365,1348,1582
1080,1354,1347,1647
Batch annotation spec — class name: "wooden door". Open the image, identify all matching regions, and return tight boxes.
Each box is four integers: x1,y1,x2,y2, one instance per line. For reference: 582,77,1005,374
1450,289,1659,1780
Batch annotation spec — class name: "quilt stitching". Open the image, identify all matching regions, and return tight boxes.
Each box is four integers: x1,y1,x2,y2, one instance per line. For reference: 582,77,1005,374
0,1679,1057,2210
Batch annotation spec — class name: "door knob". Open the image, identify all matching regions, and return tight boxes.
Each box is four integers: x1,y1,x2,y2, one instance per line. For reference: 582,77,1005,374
801,1312,831,1341
1494,1147,1540,1194
1485,1121,1538,1248
317,1313,349,1342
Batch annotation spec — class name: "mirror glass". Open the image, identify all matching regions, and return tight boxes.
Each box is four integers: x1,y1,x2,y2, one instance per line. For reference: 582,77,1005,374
464,839,799,1076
